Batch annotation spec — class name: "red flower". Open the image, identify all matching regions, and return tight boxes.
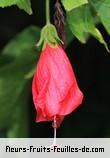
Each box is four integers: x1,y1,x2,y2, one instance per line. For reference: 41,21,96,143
32,44,83,127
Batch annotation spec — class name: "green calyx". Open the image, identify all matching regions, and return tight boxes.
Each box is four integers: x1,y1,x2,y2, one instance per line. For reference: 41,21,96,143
36,24,63,49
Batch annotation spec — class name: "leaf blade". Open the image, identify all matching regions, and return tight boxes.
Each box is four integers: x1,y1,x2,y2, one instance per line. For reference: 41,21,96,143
90,0,110,34
67,5,109,51
0,0,18,7
0,0,33,15
0,26,40,129
61,0,88,11
16,0,32,15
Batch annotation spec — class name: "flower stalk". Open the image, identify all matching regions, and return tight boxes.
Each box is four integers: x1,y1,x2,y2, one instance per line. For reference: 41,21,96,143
53,116,57,146
46,0,50,24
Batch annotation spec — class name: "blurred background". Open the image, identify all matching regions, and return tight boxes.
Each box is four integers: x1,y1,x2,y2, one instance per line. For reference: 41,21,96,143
0,0,110,138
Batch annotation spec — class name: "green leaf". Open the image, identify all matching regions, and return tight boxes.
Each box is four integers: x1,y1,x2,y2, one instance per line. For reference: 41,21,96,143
7,82,31,137
0,26,40,130
0,57,34,129
67,5,109,51
0,55,12,67
2,25,40,60
61,0,88,11
16,0,32,15
65,24,75,46
0,0,18,7
90,0,110,34
0,0,33,15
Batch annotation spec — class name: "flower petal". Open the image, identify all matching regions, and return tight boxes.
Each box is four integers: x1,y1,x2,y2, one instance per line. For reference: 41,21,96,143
32,44,83,127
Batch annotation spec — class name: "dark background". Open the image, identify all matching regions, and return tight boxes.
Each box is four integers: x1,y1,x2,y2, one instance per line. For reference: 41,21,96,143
0,0,110,138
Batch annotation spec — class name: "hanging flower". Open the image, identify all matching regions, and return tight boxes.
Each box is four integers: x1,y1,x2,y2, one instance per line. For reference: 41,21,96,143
32,43,83,128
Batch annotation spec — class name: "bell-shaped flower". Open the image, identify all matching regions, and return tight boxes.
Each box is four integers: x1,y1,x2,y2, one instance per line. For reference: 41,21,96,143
32,44,83,127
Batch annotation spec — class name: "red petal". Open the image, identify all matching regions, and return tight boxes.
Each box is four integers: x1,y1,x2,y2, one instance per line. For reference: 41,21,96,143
32,44,83,127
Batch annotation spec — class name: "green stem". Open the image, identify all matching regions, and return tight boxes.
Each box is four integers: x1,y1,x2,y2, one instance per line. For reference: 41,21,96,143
46,0,50,24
